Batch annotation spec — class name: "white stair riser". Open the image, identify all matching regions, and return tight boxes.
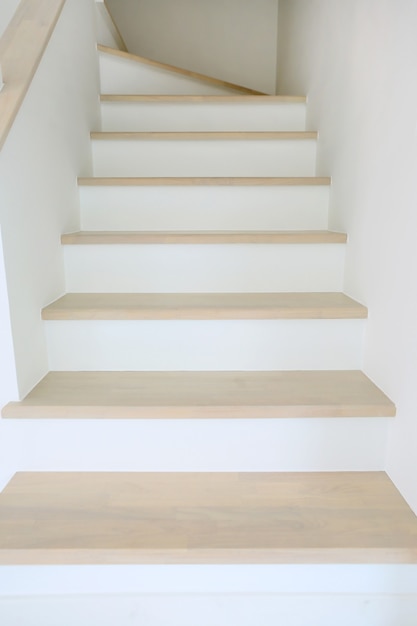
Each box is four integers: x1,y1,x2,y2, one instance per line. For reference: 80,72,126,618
63,244,345,292
79,185,330,231
91,139,317,177
99,54,245,95
45,319,364,370
100,101,307,132
2,417,385,473
0,592,415,626
2,564,416,596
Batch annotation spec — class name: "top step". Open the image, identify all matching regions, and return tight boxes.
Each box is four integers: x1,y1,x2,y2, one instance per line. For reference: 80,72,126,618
98,45,270,96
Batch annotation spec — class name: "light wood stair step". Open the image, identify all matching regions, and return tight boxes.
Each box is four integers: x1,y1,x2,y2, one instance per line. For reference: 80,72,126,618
98,45,266,96
61,230,346,245
100,94,307,103
78,176,331,187
90,131,317,141
0,471,415,564
41,292,367,320
2,370,395,419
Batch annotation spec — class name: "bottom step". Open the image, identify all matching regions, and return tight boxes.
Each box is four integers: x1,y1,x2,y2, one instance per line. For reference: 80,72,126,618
0,472,416,564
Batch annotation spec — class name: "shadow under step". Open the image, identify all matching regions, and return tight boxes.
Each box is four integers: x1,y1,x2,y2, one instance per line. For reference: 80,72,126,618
0,471,415,564
3,370,395,419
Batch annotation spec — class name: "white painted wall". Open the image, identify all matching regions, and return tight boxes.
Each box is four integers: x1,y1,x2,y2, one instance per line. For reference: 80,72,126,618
0,0,100,408
277,0,417,512
105,0,279,94
95,0,125,50
0,228,18,409
0,0,19,39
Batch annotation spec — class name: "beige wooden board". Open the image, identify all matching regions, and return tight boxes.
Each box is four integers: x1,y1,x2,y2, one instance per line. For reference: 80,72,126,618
0,472,415,564
2,370,395,419
77,176,331,187
0,0,66,149
97,44,266,95
41,292,367,320
61,230,346,245
100,94,307,103
90,131,317,141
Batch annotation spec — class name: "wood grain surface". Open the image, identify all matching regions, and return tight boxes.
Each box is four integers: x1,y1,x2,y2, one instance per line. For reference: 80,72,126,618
3,370,395,419
0,472,415,564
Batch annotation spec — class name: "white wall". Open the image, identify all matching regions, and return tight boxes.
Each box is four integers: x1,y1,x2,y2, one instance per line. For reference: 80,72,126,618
95,1,125,50
0,0,19,39
105,0,279,94
0,0,100,406
0,228,18,409
278,0,417,512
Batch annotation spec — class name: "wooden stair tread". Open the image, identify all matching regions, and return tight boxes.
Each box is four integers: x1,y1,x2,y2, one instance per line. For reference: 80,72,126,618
100,94,307,103
97,44,266,96
61,230,346,245
0,471,415,564
41,292,367,320
2,371,395,419
90,131,317,141
78,176,331,186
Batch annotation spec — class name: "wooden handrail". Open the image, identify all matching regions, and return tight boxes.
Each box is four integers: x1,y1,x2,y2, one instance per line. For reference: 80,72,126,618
0,0,66,150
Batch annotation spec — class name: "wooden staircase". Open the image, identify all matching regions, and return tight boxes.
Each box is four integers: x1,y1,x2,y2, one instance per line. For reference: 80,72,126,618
1,44,416,573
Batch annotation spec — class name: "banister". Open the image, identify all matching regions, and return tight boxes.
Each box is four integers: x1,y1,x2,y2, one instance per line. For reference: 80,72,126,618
0,0,66,150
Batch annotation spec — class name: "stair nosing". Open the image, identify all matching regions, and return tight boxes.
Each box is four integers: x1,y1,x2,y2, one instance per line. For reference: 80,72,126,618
90,131,317,141
100,94,307,104
77,176,331,187
60,230,346,245
2,403,396,420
